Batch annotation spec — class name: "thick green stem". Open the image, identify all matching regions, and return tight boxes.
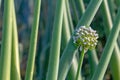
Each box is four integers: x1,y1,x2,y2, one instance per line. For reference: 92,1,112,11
62,4,82,80
0,0,1,8
46,0,64,80
62,5,71,48
91,8,120,80
38,0,55,78
58,0,103,80
75,0,85,17
65,0,74,34
87,50,98,76
75,49,85,80
110,45,120,80
101,1,120,80
25,0,41,80
107,0,115,21
11,2,21,80
70,0,79,25
67,58,82,80
101,0,113,35
0,0,13,79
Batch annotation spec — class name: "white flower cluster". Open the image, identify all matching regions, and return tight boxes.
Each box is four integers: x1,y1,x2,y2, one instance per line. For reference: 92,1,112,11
73,26,98,51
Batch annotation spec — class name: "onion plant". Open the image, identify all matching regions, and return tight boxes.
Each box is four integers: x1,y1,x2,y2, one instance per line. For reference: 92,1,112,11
11,2,21,80
92,7,120,80
0,0,120,80
0,0,1,8
58,0,103,79
46,0,64,80
101,0,120,80
0,0,13,79
73,26,98,80
25,0,41,80
62,3,82,80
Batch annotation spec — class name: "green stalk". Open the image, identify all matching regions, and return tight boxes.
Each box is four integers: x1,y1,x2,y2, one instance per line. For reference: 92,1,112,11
115,0,120,7
115,0,120,50
65,0,74,34
42,0,55,48
107,0,115,21
118,34,120,50
101,0,113,36
38,0,54,78
75,49,85,80
62,4,71,49
0,0,13,79
100,1,120,80
70,0,79,25
76,0,103,28
110,45,120,79
62,4,82,80
25,0,41,80
87,50,98,76
67,58,82,80
91,8,120,80
0,0,1,8
11,2,21,80
58,0,103,80
110,45,120,80
75,0,85,17
75,0,99,76
46,0,64,80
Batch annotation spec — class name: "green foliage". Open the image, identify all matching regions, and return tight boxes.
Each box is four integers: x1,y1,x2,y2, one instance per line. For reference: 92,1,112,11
11,2,21,80
46,0,64,80
92,7,120,80
25,0,41,80
0,0,120,80
0,0,13,79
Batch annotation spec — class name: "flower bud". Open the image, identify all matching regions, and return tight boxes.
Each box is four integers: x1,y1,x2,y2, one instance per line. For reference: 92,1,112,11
73,26,98,51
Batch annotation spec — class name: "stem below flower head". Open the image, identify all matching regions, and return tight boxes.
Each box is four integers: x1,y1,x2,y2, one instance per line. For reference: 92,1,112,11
75,48,85,80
